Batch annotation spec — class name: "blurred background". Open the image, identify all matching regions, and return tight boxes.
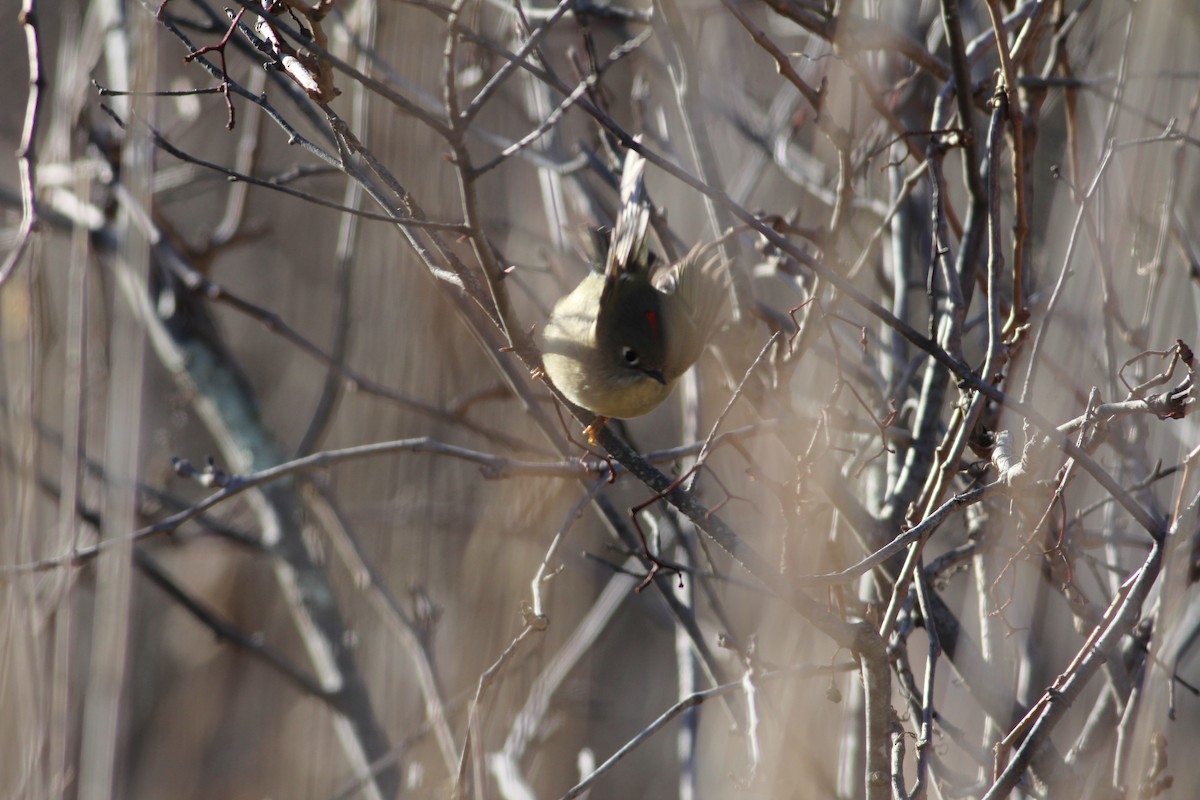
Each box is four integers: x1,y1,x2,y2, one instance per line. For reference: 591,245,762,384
2,0,1199,798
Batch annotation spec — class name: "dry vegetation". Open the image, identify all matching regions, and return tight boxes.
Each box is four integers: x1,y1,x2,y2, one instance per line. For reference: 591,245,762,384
2,0,1200,798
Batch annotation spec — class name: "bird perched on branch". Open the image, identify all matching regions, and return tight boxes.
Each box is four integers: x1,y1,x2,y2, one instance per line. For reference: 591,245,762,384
541,145,726,441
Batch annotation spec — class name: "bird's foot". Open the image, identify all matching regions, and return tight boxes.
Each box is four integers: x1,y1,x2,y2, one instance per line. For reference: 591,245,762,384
583,416,608,446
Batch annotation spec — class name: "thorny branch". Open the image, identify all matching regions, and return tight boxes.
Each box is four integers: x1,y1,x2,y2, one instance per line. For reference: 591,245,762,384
5,1,1200,798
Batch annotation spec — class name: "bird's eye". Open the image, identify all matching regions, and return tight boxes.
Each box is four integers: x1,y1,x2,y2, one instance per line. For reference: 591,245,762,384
621,346,640,366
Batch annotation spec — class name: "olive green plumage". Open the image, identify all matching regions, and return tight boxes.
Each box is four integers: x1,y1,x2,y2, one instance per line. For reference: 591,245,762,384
541,148,725,419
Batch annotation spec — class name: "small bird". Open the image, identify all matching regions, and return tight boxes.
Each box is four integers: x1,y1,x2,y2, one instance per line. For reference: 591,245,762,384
541,146,725,438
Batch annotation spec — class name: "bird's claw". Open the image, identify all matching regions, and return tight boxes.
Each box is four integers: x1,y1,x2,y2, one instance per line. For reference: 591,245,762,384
583,416,608,446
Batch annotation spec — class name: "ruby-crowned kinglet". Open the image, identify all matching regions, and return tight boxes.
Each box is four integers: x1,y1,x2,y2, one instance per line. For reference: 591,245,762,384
541,147,725,423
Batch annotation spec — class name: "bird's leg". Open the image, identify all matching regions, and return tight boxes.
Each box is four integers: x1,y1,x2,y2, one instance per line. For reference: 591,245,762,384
583,416,609,446
550,404,617,483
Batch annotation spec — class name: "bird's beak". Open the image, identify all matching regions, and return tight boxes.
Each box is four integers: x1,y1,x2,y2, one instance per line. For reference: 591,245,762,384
644,369,666,385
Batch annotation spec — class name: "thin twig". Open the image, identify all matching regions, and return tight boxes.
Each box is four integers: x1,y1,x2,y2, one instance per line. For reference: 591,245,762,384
0,0,46,288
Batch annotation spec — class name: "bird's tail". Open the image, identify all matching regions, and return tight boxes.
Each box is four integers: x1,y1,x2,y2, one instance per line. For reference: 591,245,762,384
604,142,653,285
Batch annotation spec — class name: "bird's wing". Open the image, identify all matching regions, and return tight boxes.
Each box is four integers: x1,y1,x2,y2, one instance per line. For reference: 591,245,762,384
664,244,727,378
